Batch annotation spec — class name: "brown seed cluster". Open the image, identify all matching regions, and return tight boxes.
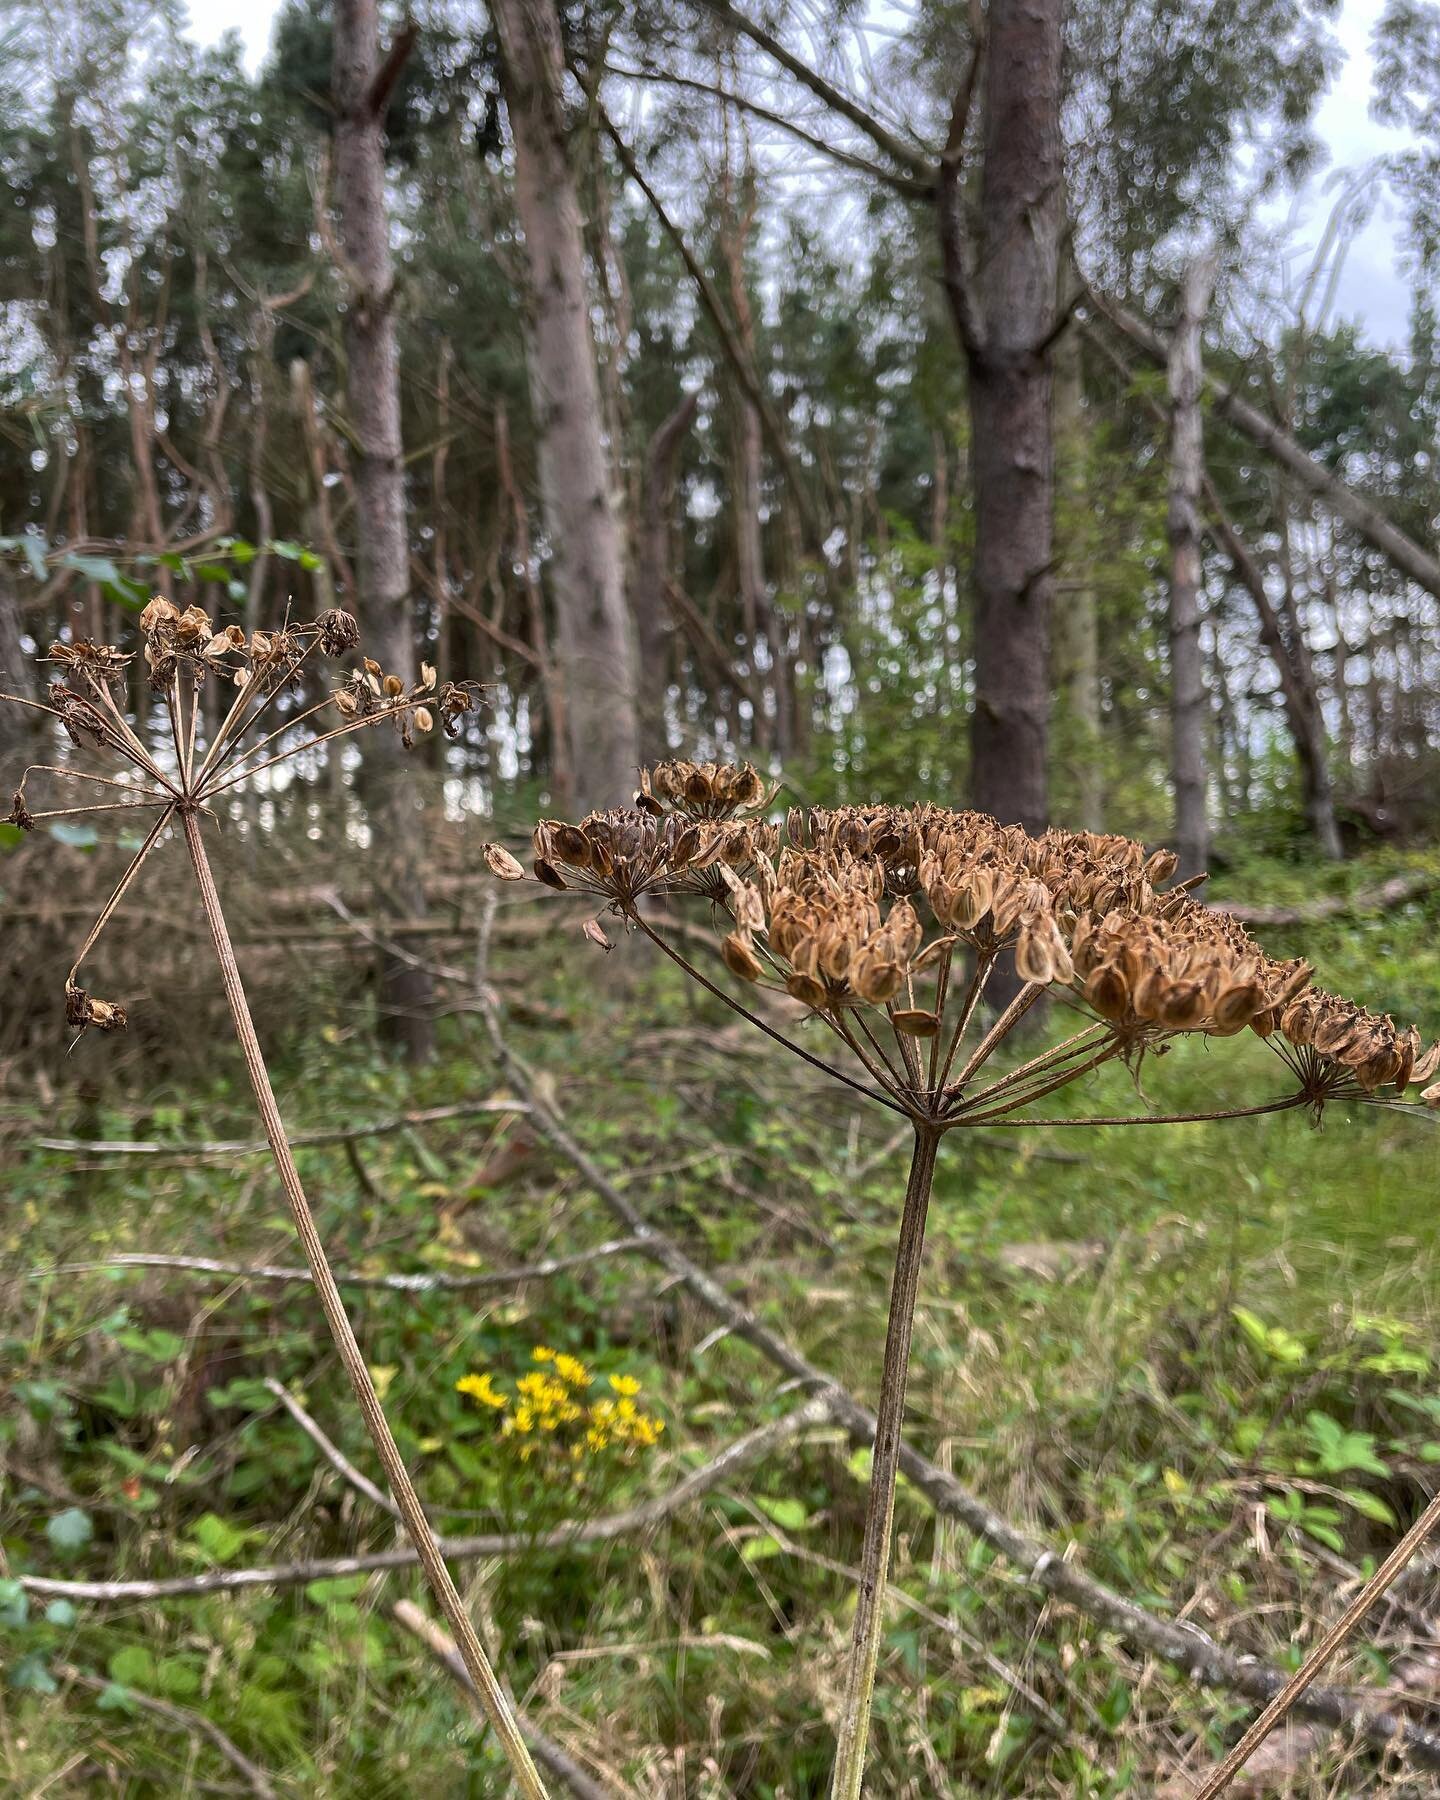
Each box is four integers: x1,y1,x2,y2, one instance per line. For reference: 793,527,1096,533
333,658,441,748
486,769,1440,1110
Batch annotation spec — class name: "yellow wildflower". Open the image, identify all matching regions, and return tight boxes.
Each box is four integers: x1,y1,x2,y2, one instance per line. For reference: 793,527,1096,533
608,1373,641,1398
455,1372,508,1410
531,1345,556,1364
552,1352,590,1389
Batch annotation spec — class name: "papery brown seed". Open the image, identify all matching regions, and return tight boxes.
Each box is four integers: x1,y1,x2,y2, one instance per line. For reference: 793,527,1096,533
1412,1041,1440,1084
582,917,612,951
1086,964,1130,1022
534,859,567,890
483,843,526,881
1249,1007,1279,1039
384,674,404,698
1158,980,1208,1031
1423,1079,1440,1107
553,824,591,867
722,932,764,982
891,1009,939,1038
785,970,829,1008
334,689,359,717
413,707,434,734
1212,981,1265,1031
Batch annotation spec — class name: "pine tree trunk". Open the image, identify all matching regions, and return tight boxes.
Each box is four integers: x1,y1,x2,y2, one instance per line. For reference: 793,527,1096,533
1166,253,1217,879
966,0,1063,836
331,0,434,1063
1051,322,1103,830
493,0,639,814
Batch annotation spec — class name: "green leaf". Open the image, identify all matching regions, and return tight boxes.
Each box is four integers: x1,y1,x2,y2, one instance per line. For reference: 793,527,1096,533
0,822,23,851
10,1652,57,1693
46,1507,93,1554
740,1533,783,1564
108,1646,156,1688
305,1574,370,1605
0,1578,29,1627
190,1512,258,1564
96,1681,138,1713
43,1599,77,1628
1339,1488,1397,1527
752,1495,808,1532
46,822,98,850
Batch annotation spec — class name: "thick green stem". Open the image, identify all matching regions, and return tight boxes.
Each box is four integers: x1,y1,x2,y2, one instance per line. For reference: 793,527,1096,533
830,1123,942,1800
181,808,548,1800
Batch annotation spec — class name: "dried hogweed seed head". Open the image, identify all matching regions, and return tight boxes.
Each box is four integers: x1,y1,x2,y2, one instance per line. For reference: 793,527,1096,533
7,789,34,832
317,608,361,655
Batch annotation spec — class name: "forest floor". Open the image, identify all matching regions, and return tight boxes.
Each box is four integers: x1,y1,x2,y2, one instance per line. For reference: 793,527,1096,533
3,847,1440,1797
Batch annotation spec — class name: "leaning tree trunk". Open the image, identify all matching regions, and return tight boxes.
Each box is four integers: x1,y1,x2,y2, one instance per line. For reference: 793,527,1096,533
632,393,698,763
331,0,434,1063
493,0,639,813
958,0,1063,838
1166,253,1217,880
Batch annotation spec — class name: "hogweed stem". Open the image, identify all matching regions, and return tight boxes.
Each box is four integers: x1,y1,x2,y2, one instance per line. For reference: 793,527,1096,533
829,1123,941,1800
181,807,549,1800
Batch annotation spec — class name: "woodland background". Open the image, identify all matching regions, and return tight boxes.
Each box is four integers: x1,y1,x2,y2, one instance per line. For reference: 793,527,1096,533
3,0,1440,1794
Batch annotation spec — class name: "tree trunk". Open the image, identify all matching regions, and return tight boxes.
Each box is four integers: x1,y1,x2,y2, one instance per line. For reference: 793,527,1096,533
493,0,639,814
0,568,39,767
632,393,698,764
1206,492,1344,860
953,0,1063,836
1051,321,1103,830
1166,253,1216,879
331,0,434,1063
1093,289,1440,601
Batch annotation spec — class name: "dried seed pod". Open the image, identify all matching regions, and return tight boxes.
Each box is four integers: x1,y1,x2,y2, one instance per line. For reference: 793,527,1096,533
891,1009,940,1038
317,608,360,655
483,843,526,881
722,932,764,981
7,789,34,831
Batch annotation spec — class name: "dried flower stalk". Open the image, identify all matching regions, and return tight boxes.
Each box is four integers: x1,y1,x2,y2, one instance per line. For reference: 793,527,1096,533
2,609,547,1799
486,761,1439,1798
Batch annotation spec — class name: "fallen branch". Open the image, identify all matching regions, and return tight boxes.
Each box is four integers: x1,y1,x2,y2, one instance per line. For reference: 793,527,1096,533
264,1377,399,1516
59,1662,280,1799
1211,870,1439,928
29,1096,527,1159
17,1397,835,1601
27,1239,645,1294
393,1600,618,1800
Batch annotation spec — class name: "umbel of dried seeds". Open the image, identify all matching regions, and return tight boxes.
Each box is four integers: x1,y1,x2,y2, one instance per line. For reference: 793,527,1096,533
486,763,1439,1124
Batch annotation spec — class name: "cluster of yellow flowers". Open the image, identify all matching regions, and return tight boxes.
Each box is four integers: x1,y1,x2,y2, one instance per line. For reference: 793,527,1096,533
455,1347,664,1467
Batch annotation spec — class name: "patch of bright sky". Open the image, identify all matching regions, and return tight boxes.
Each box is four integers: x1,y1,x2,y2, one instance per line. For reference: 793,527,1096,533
184,0,1421,349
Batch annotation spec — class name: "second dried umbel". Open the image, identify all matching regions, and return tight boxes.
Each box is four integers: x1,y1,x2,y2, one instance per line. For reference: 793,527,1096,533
487,762,1439,1800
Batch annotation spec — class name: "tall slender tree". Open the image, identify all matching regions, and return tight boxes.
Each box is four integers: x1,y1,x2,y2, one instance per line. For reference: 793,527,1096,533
492,0,640,812
331,0,434,1061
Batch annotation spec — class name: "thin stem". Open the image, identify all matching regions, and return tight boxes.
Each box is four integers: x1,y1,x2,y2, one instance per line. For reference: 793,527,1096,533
183,677,202,787
944,978,1044,1100
180,809,549,1800
934,952,996,1095
1193,1485,1440,1799
67,805,176,989
82,676,174,790
830,1124,941,1800
824,1011,907,1099
29,800,171,821
634,916,906,1114
958,1020,1113,1111
927,940,956,1091
16,764,170,800
967,1094,1307,1128
196,632,325,785
953,1043,1125,1122
204,689,336,792
202,706,408,797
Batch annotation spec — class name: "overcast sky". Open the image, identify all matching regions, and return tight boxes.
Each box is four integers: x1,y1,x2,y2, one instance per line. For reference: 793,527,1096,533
183,0,1421,350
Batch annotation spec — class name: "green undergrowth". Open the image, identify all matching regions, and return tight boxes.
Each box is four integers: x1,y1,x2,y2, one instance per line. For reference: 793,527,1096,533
3,850,1440,1795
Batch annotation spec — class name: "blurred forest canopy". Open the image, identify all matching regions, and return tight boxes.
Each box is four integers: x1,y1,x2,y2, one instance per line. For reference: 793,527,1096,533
2,0,1440,874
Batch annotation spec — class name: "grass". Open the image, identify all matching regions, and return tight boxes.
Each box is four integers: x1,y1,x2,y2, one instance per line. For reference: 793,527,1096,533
2,849,1440,1795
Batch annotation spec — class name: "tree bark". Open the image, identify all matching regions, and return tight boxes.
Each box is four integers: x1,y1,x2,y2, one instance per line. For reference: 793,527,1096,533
494,0,639,814
0,567,39,768
331,0,434,1063
632,393,699,763
1092,288,1440,601
1051,322,1103,830
1166,253,1217,879
1205,489,1344,860
945,0,1064,837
